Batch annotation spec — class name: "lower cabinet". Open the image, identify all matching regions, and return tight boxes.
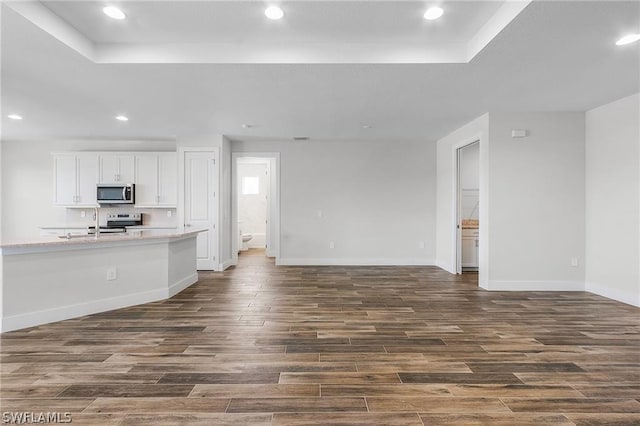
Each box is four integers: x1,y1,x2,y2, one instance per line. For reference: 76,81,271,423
461,228,479,268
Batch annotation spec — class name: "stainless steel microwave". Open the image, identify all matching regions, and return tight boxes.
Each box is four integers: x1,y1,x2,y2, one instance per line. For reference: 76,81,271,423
97,183,135,204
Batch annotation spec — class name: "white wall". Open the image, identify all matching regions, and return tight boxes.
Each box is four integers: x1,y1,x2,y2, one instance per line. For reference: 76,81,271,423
232,139,436,265
585,93,640,306
486,112,585,290
1,139,176,240
436,114,489,277
220,136,233,266
237,162,268,248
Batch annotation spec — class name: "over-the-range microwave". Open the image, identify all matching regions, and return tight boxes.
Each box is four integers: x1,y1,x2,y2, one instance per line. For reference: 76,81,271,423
96,183,135,204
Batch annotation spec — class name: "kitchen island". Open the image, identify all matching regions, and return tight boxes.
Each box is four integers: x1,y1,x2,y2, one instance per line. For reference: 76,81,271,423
0,227,207,332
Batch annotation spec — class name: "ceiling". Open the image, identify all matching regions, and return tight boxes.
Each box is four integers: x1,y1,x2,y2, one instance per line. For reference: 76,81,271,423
1,1,639,142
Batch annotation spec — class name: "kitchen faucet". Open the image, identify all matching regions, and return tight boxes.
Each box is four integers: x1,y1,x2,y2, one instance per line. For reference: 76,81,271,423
93,206,100,237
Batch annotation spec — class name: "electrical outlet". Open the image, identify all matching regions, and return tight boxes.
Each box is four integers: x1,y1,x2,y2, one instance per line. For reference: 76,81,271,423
80,210,86,218
167,210,172,217
419,241,425,249
106,267,117,281
570,257,579,267
329,241,335,249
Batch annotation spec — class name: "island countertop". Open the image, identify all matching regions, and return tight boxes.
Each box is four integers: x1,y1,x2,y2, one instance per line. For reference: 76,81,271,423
0,226,207,252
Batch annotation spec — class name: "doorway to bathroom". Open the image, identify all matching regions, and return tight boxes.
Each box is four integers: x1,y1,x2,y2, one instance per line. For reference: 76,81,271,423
231,153,280,264
456,141,479,274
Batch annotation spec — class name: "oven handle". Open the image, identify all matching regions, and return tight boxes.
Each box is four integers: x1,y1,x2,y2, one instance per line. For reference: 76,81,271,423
123,186,127,200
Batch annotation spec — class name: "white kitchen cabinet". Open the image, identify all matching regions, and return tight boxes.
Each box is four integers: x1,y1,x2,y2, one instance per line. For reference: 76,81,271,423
53,153,98,207
461,228,479,268
134,153,177,207
99,154,135,183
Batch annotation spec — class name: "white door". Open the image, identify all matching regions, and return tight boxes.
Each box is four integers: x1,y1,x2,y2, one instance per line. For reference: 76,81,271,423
265,161,272,256
184,151,217,270
456,148,463,274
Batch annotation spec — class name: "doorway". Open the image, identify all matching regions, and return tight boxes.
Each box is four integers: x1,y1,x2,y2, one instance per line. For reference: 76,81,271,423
456,141,479,274
231,153,280,264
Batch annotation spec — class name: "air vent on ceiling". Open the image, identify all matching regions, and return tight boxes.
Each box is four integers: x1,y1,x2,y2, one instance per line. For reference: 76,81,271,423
293,137,309,141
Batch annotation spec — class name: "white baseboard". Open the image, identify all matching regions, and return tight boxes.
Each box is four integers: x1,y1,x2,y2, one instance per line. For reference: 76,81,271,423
278,258,436,266
485,280,585,291
168,273,199,297
586,282,640,307
1,288,167,333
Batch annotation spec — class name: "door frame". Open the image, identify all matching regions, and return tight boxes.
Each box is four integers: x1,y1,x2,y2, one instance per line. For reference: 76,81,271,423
454,139,480,275
178,146,220,271
231,152,281,264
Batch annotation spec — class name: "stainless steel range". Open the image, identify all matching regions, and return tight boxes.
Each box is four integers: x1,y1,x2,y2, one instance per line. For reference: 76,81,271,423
88,213,143,234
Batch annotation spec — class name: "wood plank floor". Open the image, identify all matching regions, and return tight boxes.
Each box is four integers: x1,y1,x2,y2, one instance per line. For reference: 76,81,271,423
2,248,639,425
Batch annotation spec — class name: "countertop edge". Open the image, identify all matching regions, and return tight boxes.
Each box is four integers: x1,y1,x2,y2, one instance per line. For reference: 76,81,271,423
1,227,208,253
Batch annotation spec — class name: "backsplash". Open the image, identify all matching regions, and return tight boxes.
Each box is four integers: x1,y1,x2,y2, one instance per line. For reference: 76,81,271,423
64,207,177,227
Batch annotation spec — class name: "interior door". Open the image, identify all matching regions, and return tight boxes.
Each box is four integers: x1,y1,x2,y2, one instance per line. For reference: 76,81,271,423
265,161,271,255
184,151,217,270
455,147,463,274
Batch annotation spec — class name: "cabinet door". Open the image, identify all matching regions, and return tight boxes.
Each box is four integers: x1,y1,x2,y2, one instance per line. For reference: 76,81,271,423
76,154,98,205
117,155,136,183
158,153,177,206
461,238,477,267
53,155,77,205
135,154,159,206
99,155,119,183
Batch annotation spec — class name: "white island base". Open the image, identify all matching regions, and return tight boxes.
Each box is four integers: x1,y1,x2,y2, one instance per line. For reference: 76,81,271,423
0,228,205,332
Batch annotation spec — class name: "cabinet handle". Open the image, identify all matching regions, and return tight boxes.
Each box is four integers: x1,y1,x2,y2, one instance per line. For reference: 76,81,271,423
156,195,161,203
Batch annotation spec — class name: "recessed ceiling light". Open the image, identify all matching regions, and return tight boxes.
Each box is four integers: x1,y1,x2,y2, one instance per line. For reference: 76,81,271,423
265,5,284,20
616,33,640,46
362,125,373,129
103,6,126,20
424,6,444,21
7,114,23,120
115,115,129,121
242,124,253,129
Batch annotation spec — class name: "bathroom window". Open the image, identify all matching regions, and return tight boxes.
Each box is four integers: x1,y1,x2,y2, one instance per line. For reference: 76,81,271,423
242,176,260,195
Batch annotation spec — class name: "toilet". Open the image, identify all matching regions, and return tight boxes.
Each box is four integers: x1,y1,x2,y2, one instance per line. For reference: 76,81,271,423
238,222,253,252
241,234,253,251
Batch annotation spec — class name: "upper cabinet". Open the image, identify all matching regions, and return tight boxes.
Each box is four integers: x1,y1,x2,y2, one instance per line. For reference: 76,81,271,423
53,153,99,207
99,154,135,183
54,151,177,208
134,153,177,208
